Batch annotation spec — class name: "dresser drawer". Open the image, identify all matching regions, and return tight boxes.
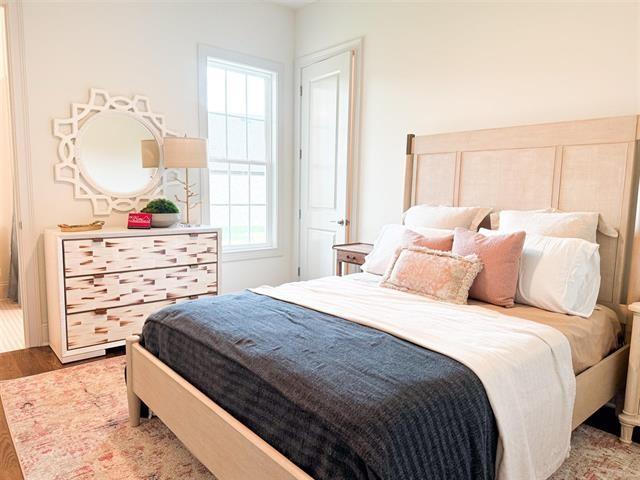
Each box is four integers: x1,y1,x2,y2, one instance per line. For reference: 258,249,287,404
63,232,218,277
65,264,217,314
66,295,212,350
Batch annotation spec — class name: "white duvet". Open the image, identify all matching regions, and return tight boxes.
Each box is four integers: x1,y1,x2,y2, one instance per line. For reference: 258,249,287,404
252,275,576,480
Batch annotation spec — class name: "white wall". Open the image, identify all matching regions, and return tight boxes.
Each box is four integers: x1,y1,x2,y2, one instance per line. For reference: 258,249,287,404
0,7,12,298
296,2,640,241
17,2,295,340
12,1,640,343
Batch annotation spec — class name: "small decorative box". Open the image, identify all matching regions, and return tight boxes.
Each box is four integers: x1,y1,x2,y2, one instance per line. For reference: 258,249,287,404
127,212,152,229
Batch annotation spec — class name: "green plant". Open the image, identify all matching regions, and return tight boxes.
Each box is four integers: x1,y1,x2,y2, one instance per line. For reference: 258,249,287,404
141,198,179,214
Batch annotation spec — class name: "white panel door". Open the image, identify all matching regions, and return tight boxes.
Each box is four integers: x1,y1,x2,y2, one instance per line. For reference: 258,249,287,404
299,51,353,280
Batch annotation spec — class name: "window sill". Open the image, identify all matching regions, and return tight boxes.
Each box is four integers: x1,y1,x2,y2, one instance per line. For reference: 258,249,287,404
221,246,283,263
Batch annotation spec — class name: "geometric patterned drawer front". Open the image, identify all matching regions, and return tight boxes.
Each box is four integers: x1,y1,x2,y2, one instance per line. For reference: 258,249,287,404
63,232,218,277
65,264,217,314
66,295,209,350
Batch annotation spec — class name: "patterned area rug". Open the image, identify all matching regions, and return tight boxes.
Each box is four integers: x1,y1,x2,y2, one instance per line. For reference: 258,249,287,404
0,357,639,480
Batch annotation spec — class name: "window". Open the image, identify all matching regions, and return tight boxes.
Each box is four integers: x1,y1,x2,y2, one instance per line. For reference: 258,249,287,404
203,54,278,251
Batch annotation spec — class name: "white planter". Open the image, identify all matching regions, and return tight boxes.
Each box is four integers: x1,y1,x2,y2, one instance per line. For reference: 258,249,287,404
151,213,180,228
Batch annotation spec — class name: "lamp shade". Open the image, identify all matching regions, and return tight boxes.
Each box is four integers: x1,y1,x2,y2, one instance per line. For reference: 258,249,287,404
141,139,160,168
163,137,208,168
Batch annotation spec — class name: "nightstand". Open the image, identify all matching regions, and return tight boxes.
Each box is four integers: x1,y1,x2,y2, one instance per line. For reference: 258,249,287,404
620,302,640,442
332,243,373,276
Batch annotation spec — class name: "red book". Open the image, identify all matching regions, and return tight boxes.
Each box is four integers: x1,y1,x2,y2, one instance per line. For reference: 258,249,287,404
128,212,152,229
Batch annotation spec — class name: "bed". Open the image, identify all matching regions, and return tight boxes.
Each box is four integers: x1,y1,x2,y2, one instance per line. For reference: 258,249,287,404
352,271,621,375
126,115,640,479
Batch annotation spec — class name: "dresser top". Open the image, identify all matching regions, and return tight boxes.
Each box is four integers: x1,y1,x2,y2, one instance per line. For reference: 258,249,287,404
45,225,221,240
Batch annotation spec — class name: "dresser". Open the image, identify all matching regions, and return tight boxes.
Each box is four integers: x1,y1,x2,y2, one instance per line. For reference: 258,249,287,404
44,226,220,363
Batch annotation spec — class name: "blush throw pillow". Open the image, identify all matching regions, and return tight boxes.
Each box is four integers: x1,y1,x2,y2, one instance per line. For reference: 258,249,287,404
362,224,453,275
452,228,525,307
380,246,483,304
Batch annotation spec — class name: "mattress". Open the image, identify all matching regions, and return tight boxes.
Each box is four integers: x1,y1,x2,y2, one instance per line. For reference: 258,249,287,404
349,272,621,374
141,291,498,480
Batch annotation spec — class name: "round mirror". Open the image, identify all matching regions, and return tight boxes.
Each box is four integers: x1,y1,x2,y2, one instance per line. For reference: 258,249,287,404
77,112,160,196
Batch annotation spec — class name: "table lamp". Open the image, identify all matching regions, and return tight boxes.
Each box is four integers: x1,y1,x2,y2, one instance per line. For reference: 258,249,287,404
162,136,208,225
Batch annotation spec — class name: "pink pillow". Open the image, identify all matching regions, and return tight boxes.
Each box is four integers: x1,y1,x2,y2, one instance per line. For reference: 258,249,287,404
362,225,453,276
380,246,483,304
452,228,525,307
400,228,453,252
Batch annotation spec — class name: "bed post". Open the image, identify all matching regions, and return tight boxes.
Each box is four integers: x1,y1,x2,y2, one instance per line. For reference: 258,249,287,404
403,134,415,212
126,335,142,427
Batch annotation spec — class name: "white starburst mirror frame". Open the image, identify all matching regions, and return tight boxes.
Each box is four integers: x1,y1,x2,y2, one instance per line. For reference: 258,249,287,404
53,88,179,215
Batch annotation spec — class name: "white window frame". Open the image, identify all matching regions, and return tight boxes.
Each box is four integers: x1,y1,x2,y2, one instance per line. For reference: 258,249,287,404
198,45,284,261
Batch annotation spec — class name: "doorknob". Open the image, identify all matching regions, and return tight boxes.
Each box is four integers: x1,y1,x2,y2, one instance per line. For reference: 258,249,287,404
330,219,349,226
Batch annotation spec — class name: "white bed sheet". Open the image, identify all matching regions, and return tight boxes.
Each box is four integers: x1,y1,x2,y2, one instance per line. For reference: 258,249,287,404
253,275,576,480
349,272,621,374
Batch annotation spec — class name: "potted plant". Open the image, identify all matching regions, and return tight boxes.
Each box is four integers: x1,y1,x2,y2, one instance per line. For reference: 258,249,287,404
141,198,181,228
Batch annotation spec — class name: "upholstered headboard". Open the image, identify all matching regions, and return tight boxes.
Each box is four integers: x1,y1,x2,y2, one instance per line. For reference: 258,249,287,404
403,115,640,306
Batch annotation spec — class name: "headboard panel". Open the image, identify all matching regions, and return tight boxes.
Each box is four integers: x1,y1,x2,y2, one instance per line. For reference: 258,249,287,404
404,116,640,305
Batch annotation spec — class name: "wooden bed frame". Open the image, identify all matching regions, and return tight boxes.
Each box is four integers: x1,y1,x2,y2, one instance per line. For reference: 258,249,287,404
127,115,640,479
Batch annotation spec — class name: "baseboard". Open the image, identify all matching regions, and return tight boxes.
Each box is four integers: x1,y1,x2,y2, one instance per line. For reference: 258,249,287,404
0,282,8,299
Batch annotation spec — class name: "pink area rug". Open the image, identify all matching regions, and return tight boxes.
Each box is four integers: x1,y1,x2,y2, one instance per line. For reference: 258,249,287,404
0,357,213,479
1,356,639,479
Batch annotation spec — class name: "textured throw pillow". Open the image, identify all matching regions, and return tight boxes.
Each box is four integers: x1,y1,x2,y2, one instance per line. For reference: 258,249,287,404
362,224,453,275
380,246,483,304
402,205,492,231
452,228,525,307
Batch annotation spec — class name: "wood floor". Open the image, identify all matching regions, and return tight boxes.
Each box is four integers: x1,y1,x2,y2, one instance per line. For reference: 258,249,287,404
0,346,124,480
0,346,637,480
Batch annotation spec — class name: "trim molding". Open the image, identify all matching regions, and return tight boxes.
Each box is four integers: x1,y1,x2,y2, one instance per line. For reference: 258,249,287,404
197,44,287,263
3,1,45,347
293,37,363,279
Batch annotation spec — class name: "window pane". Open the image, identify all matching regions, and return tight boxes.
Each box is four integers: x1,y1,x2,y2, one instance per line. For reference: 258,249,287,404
250,164,266,205
227,71,246,116
250,206,267,244
247,75,265,118
208,113,226,159
230,163,249,204
230,206,249,245
227,116,247,160
211,205,229,244
247,119,265,162
205,58,276,249
210,162,229,205
207,67,226,113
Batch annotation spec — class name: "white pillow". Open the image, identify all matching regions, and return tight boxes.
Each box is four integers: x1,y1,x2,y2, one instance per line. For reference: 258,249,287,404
362,224,453,276
498,210,599,243
403,205,491,231
493,209,618,239
490,209,552,230
480,228,600,317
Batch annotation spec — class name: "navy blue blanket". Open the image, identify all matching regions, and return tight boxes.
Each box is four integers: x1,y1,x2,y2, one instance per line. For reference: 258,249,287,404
141,291,497,480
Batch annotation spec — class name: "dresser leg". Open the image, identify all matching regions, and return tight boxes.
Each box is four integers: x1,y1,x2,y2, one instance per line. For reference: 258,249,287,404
620,421,634,443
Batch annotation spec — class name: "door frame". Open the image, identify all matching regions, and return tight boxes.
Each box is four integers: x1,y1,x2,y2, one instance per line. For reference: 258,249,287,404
2,1,45,347
293,38,362,279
